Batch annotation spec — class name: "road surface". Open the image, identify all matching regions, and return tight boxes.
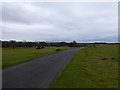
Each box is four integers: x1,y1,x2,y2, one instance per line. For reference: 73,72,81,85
3,48,81,88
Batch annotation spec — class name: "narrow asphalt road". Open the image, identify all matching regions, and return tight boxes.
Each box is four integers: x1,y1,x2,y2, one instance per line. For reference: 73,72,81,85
3,48,81,88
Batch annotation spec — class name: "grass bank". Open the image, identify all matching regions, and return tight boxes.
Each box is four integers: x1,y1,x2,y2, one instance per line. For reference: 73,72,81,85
2,47,71,68
52,45,118,88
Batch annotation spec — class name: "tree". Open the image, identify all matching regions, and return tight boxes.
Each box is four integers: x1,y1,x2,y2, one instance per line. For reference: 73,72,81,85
73,41,77,44
10,40,16,49
73,41,77,47
68,41,77,47
59,42,67,46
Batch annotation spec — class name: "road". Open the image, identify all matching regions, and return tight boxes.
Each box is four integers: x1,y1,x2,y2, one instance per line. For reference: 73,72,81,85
3,48,81,88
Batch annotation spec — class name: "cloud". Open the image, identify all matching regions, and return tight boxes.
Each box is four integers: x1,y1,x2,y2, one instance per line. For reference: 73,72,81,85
1,2,118,42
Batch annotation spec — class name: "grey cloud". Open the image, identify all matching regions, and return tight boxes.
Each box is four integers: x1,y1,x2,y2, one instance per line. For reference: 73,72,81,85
1,2,118,42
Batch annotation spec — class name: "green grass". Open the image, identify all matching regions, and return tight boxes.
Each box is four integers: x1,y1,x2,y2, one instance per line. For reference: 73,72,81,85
2,47,71,68
52,45,118,88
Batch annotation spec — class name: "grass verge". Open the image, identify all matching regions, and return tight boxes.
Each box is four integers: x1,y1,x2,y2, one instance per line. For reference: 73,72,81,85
2,47,71,68
52,45,118,88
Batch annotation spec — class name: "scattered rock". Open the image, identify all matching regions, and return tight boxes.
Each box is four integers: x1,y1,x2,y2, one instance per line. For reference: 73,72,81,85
111,57,116,60
56,49,61,51
101,58,107,60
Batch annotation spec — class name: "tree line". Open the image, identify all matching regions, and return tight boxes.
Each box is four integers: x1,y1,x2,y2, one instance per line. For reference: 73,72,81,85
2,40,84,48
1,40,116,48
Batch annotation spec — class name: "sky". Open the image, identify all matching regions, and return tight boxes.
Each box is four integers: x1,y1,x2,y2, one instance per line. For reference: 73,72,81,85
1,2,118,43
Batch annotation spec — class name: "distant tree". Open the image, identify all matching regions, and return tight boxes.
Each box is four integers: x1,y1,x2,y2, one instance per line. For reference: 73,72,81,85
39,42,47,46
67,41,79,47
59,42,67,46
10,40,16,49
73,41,77,44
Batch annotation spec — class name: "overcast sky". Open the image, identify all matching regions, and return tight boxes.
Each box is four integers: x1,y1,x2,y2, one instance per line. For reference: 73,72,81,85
1,2,118,42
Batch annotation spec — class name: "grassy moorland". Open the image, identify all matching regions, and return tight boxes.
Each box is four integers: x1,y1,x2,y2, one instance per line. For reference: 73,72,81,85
2,47,71,68
53,45,118,88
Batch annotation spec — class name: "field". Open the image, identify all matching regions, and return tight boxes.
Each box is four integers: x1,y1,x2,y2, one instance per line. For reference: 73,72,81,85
2,47,71,68
52,45,118,88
